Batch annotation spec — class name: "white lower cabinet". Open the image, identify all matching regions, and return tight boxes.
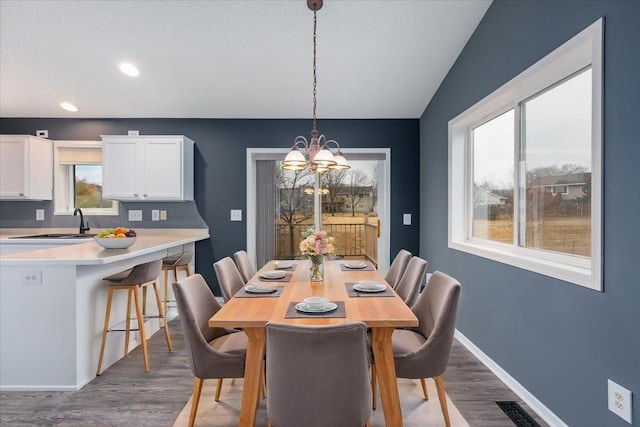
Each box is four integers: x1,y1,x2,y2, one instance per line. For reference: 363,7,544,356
0,135,53,200
101,135,194,201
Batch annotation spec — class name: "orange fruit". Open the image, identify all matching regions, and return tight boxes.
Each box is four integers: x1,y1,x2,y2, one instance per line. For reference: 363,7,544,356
115,233,127,238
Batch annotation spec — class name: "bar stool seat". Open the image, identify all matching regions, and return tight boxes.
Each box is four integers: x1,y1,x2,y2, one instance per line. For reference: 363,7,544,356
162,251,193,315
96,259,172,375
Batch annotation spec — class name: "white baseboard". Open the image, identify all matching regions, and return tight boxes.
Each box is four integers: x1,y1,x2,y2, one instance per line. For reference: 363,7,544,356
454,329,568,427
0,384,80,391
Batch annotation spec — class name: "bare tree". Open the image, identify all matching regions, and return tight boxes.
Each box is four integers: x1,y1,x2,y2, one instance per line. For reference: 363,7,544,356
369,165,378,214
277,165,314,257
346,169,370,217
321,169,348,216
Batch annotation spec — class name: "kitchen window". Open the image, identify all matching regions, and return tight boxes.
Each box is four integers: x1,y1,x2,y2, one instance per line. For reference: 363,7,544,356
53,141,118,215
448,19,602,290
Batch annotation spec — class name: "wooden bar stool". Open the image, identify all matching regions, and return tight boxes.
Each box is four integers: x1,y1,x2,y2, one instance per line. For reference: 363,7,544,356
161,251,193,315
96,259,172,375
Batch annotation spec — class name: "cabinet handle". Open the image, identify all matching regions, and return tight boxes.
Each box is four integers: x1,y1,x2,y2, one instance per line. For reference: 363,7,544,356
143,194,147,197
134,193,139,197
19,192,24,196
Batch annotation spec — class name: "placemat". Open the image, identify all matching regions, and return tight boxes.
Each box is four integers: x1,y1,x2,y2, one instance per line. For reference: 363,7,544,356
273,262,299,271
257,272,293,282
339,262,375,271
345,282,394,297
284,301,346,318
234,285,284,298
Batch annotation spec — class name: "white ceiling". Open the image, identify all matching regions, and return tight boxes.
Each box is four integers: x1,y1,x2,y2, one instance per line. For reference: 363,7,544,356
0,0,491,119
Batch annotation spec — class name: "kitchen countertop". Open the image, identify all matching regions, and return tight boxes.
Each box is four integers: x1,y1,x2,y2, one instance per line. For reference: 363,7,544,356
0,228,209,265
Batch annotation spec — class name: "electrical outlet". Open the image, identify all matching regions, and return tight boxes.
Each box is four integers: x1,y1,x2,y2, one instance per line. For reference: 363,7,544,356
128,130,139,136
151,210,160,221
608,379,633,423
230,209,242,221
403,213,412,226
36,130,48,138
21,270,42,285
160,210,167,220
35,209,45,221
128,210,143,221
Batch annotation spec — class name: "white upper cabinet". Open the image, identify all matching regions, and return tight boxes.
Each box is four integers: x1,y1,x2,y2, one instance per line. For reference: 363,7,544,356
101,135,194,201
0,135,53,200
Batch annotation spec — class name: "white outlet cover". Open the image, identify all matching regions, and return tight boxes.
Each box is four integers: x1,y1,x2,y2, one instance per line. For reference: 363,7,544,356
128,210,143,221
230,209,242,221
160,210,167,220
608,379,633,423
21,270,42,285
35,209,45,221
403,213,412,225
151,210,160,221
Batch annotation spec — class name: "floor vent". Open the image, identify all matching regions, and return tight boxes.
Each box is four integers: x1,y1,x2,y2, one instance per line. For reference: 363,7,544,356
496,401,541,427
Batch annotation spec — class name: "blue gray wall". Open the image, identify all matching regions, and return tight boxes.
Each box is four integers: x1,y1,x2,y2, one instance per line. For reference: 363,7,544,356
419,1,639,426
0,118,420,294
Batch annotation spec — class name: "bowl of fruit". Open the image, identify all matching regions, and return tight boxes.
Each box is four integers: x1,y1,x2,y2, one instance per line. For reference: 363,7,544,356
95,227,137,249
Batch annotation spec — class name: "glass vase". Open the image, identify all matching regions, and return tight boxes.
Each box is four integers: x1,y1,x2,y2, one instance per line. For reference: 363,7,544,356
309,255,324,282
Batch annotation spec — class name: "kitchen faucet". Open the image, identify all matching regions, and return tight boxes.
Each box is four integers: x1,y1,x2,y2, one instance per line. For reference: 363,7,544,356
73,208,90,235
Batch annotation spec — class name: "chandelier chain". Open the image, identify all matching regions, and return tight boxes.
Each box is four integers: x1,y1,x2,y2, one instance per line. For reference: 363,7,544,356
312,10,318,136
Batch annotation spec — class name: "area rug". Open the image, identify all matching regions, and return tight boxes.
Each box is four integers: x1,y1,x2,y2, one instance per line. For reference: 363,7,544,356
173,377,469,427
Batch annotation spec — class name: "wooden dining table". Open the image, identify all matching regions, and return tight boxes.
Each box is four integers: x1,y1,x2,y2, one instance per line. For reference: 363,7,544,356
208,259,418,427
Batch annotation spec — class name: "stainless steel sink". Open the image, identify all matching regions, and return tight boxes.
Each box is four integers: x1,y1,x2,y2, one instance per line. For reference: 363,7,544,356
9,233,98,239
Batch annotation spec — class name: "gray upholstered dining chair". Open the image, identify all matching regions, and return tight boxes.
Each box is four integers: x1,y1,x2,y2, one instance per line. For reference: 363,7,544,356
213,256,245,301
233,250,256,283
394,256,428,307
373,271,461,427
173,274,248,427
265,322,372,427
384,249,412,289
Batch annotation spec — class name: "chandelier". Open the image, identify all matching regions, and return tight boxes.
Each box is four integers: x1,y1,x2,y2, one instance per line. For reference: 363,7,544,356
282,0,350,174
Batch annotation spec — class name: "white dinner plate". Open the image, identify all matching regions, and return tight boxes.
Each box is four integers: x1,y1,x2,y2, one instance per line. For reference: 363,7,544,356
244,284,277,294
274,262,293,269
295,302,338,313
259,270,286,280
345,261,368,269
353,283,387,293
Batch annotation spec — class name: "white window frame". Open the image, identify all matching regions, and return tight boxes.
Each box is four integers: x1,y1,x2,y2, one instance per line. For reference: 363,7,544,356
448,18,603,291
53,140,119,216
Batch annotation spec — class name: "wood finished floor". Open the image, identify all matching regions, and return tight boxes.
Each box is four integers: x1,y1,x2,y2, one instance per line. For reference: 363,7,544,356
0,320,547,426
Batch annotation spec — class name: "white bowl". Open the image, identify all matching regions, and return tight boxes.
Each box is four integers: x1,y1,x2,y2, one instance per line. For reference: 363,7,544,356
303,296,329,310
95,237,136,249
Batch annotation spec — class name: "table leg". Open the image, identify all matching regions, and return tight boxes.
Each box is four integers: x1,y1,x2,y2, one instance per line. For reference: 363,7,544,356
238,327,265,427
371,327,403,426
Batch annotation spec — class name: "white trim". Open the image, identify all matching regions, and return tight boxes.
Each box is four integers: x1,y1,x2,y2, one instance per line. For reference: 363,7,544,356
454,330,569,427
52,140,119,216
448,18,603,291
246,147,391,274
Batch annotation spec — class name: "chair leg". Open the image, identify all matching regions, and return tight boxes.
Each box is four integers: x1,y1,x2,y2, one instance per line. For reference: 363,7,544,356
420,378,429,400
364,421,371,427
132,286,150,372
96,287,114,376
261,361,267,399
188,377,204,427
215,378,223,401
370,363,377,410
152,281,173,351
163,267,169,318
142,285,147,316
124,289,132,355
434,375,451,427
186,264,193,276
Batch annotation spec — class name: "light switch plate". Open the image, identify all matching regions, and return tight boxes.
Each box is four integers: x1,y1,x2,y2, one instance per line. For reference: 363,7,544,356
128,210,143,221
403,213,412,226
230,209,242,222
36,209,45,221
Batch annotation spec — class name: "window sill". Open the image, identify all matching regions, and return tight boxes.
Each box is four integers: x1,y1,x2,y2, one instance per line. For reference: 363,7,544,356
448,240,600,291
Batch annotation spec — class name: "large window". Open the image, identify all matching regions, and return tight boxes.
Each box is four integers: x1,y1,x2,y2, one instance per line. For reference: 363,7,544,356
53,141,118,215
449,19,602,290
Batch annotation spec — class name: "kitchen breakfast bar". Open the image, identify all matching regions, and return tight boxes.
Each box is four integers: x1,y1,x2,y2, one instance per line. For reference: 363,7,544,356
0,229,209,391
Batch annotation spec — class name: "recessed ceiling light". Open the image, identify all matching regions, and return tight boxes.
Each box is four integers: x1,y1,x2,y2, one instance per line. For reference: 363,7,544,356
119,62,140,77
60,102,78,112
